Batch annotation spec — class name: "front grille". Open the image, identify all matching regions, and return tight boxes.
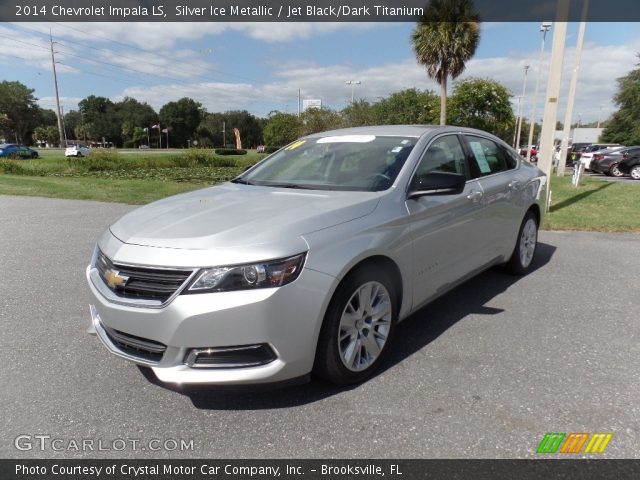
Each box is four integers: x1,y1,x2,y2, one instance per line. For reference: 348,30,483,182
95,250,194,303
103,325,167,363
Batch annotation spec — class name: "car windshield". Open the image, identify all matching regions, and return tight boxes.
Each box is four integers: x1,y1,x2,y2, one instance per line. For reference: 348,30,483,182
235,135,417,191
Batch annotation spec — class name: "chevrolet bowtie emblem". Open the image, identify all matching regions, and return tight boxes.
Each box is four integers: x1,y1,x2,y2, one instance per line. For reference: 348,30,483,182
104,269,129,289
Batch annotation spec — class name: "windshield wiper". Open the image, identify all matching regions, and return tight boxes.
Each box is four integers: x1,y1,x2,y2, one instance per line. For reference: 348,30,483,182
230,178,256,185
260,182,314,189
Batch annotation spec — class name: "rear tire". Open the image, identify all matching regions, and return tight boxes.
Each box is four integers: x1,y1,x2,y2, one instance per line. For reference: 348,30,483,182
314,266,397,385
504,211,538,275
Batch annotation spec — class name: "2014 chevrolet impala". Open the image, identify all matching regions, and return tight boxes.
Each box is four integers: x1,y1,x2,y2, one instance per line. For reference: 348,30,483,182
87,126,546,385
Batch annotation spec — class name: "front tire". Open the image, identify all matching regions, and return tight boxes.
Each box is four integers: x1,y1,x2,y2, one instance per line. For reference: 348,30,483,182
630,165,640,180
314,267,397,384
504,211,538,275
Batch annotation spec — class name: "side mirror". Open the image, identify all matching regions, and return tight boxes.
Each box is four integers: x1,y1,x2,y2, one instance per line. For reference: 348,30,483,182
408,172,466,199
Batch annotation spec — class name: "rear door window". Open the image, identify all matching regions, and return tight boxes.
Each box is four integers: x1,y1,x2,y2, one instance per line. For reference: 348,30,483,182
463,135,516,176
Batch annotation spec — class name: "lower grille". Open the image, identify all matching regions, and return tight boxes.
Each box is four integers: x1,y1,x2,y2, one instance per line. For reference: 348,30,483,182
95,249,194,304
103,326,167,363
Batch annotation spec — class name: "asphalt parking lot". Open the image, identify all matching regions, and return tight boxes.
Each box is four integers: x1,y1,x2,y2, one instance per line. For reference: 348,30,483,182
1,195,638,459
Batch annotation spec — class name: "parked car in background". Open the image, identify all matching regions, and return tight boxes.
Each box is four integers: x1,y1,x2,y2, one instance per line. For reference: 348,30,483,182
0,144,39,159
86,125,546,386
580,145,624,170
65,144,91,157
256,145,266,153
617,150,640,180
138,144,150,150
518,145,538,160
590,146,640,176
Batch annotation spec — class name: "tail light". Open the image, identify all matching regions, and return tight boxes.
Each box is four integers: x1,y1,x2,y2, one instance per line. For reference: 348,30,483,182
593,154,604,161
623,153,629,160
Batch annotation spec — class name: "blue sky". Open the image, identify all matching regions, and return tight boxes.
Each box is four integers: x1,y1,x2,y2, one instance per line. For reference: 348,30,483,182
0,21,638,122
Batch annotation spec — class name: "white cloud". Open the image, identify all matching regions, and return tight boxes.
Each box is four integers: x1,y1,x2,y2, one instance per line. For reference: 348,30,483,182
119,35,637,123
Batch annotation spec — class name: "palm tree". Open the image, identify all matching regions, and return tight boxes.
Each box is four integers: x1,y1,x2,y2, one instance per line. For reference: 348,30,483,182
412,0,480,125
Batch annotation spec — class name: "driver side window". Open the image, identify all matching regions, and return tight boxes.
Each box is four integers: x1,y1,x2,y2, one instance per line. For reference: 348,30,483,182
415,135,469,179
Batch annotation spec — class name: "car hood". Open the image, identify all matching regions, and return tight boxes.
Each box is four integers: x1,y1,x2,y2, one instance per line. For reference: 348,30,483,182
109,182,381,250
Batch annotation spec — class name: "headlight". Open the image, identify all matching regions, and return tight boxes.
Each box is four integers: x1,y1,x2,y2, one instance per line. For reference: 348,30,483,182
185,253,306,293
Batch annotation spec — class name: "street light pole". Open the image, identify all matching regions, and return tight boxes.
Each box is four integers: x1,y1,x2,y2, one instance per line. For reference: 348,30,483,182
526,22,552,162
515,65,530,150
346,80,361,104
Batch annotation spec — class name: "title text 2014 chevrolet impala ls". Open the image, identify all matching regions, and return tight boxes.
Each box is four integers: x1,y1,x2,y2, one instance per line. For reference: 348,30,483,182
87,126,546,385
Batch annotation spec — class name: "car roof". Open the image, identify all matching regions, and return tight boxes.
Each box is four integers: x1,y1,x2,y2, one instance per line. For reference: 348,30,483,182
303,125,502,140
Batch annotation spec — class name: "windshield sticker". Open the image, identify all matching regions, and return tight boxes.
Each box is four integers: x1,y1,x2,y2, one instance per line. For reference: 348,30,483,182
469,141,492,174
317,135,376,144
391,146,403,153
285,140,306,151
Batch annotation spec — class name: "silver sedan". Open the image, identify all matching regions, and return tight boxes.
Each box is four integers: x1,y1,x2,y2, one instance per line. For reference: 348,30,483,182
86,126,546,385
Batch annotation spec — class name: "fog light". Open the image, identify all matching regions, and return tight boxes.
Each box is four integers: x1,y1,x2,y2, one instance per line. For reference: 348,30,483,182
184,344,277,368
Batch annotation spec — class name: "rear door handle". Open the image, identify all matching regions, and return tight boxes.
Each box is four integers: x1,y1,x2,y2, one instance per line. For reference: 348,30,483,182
466,190,483,202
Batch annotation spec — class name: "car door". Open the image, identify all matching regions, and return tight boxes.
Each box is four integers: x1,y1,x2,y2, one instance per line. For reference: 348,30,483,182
462,134,526,262
406,134,487,309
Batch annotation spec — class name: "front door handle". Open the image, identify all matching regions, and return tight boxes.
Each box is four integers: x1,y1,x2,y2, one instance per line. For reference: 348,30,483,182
466,190,483,202
508,180,521,189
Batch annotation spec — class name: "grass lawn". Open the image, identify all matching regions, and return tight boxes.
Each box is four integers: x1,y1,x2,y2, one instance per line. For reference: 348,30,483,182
0,175,206,204
1,158,638,232
544,175,640,232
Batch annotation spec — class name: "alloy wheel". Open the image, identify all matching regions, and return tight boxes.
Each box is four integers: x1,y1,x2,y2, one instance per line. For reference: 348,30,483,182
338,281,392,372
519,218,537,268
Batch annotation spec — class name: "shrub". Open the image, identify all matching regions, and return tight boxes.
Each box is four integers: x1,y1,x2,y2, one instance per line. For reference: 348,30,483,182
0,159,29,175
68,149,131,172
263,146,280,154
214,148,247,156
172,149,238,168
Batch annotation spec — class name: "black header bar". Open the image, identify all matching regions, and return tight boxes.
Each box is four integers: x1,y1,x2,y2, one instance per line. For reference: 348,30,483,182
2,0,640,22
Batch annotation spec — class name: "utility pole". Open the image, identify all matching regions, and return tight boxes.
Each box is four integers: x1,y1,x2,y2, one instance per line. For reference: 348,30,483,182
557,0,589,177
49,30,64,147
222,121,226,148
538,0,570,211
298,88,301,117
515,65,530,150
526,22,552,162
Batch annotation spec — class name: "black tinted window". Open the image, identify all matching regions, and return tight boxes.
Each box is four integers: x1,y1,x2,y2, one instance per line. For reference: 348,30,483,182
415,135,469,180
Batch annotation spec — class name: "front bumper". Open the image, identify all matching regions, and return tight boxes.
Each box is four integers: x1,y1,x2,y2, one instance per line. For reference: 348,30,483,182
87,265,335,385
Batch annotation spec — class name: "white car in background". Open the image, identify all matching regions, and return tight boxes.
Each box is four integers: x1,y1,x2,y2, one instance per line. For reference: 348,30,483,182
65,144,91,157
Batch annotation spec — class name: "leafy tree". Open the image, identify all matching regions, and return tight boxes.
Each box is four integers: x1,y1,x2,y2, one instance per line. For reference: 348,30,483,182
299,107,343,136
341,100,376,127
0,81,42,144
448,77,515,141
411,0,480,125
159,97,202,148
371,88,439,125
115,97,157,146
197,110,264,148
263,112,303,147
78,95,121,145
33,125,59,146
38,108,59,128
601,60,640,145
